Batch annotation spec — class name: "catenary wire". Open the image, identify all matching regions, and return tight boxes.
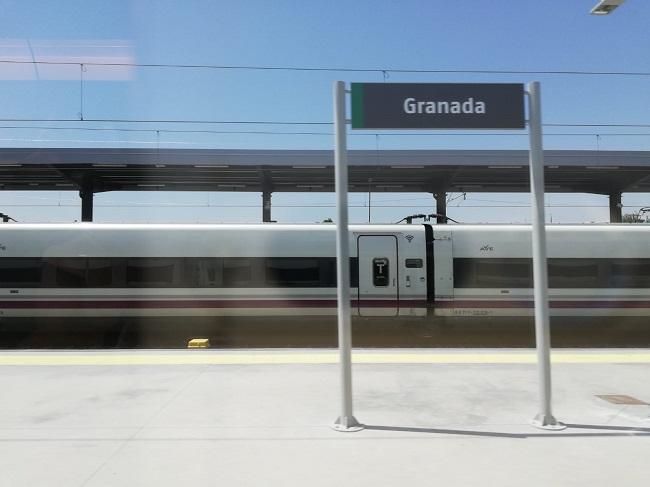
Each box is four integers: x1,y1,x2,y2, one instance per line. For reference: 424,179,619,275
2,59,650,77
1,118,650,128
0,126,648,138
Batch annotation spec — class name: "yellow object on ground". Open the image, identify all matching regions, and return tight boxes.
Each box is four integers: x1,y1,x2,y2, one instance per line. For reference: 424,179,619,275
187,338,210,348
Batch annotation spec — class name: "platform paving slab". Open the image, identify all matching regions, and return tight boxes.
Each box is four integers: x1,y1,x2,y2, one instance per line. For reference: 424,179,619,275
0,349,648,487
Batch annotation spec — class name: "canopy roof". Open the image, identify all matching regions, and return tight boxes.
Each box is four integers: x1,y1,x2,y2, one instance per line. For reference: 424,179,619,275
0,148,648,195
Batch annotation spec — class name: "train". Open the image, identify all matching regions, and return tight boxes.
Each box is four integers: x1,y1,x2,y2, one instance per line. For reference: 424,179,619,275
0,222,649,320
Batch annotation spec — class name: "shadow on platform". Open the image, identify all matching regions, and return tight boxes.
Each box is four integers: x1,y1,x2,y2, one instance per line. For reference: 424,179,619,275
363,423,650,438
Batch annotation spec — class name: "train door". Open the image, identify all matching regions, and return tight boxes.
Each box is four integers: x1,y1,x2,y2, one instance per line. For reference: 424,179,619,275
433,231,453,295
357,235,398,316
433,230,454,315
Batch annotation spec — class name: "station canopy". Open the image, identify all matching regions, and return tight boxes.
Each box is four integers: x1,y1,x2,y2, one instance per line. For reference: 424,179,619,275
0,148,649,195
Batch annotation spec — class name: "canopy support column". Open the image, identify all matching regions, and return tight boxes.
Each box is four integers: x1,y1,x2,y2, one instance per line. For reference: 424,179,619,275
79,182,94,222
262,190,272,222
609,192,622,223
434,192,447,224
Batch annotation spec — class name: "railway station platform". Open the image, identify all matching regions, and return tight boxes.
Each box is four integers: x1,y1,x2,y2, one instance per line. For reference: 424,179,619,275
1,349,649,486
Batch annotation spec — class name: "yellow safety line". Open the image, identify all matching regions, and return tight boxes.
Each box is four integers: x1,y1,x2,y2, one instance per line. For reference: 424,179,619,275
1,352,650,366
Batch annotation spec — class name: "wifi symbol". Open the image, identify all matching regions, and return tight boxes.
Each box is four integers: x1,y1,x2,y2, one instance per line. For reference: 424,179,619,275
405,235,414,243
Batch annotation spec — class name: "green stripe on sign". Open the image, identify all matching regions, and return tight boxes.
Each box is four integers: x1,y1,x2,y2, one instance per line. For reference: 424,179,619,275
350,83,364,129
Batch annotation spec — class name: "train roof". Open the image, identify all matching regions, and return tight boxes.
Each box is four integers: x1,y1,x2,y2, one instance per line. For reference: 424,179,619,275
0,222,649,231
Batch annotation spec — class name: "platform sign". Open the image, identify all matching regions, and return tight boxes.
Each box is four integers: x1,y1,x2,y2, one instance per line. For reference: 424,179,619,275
334,80,561,433
351,83,525,130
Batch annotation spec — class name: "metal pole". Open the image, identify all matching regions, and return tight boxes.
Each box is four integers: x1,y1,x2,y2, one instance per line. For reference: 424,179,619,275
332,81,362,432
527,81,564,430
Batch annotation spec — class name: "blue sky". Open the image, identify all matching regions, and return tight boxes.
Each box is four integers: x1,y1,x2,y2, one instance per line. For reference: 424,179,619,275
1,0,649,223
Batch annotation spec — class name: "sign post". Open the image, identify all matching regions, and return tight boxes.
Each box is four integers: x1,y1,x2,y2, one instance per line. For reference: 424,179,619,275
527,81,565,430
332,81,362,432
332,80,562,432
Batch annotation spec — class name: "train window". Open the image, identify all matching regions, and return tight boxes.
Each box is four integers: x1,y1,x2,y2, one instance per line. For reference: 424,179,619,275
350,257,359,288
0,256,358,289
405,258,423,268
87,259,114,287
317,258,336,287
454,258,533,288
126,258,177,287
182,258,201,287
0,258,43,287
548,259,600,288
53,258,87,287
202,259,223,286
264,257,356,288
475,260,532,288
453,259,475,287
454,258,650,289
223,258,253,287
266,258,321,287
183,258,223,287
609,259,650,288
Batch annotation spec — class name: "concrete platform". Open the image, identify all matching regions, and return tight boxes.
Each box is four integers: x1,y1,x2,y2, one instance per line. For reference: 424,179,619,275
0,349,649,486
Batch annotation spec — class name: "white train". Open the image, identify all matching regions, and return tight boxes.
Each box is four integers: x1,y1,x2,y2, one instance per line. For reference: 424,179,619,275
0,223,648,319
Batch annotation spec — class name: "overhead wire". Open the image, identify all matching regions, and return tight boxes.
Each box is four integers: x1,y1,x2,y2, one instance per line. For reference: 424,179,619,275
0,125,648,138
2,59,650,77
2,60,649,130
0,118,332,125
1,118,650,129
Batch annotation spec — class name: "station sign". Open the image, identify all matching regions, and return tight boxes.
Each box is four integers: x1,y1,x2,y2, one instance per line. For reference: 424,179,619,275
351,83,525,130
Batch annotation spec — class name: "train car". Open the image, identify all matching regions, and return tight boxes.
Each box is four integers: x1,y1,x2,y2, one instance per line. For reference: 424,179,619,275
445,224,650,318
0,223,428,319
0,223,649,320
